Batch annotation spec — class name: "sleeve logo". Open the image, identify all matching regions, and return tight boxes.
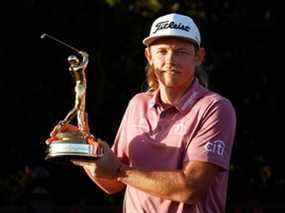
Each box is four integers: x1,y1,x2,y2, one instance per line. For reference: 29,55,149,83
204,140,225,156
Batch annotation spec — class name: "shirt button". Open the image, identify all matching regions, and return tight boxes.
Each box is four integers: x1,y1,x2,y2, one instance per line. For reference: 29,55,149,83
160,111,167,119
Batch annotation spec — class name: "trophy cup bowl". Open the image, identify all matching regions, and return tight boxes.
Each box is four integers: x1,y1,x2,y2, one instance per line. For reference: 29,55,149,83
45,130,100,164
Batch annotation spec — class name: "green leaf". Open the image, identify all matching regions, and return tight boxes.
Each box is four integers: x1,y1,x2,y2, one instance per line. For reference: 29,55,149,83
105,0,121,7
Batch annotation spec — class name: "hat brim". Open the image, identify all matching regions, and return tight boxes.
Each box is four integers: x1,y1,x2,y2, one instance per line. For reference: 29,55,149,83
143,35,199,47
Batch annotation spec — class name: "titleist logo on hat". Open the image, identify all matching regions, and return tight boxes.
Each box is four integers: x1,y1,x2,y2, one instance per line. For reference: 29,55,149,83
143,13,201,46
153,21,190,34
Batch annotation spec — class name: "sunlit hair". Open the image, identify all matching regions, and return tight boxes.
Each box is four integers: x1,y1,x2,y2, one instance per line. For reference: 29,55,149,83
145,45,208,92
145,64,159,92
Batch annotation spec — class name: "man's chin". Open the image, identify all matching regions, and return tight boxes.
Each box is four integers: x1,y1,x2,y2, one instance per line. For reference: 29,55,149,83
162,81,180,88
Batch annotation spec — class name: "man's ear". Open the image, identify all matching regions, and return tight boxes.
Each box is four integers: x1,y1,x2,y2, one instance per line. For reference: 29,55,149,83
195,47,206,66
145,47,152,65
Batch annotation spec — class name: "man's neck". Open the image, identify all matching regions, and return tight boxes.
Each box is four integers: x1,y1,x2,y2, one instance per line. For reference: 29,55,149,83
159,80,195,106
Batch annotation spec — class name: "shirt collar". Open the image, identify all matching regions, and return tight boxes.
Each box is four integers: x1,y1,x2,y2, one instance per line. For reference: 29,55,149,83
148,79,208,112
148,89,161,109
175,79,207,112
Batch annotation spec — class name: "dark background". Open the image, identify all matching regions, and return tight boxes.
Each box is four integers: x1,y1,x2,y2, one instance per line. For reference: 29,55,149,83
0,0,280,212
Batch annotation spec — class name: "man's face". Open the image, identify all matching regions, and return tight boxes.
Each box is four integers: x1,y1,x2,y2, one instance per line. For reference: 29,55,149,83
145,37,204,91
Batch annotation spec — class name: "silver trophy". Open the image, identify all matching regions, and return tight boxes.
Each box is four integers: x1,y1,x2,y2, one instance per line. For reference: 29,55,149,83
41,34,100,163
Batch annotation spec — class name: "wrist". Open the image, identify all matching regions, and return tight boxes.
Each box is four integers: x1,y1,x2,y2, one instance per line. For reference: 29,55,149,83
116,163,128,181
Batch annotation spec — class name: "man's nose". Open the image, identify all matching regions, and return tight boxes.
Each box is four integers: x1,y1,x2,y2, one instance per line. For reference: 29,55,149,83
165,51,176,64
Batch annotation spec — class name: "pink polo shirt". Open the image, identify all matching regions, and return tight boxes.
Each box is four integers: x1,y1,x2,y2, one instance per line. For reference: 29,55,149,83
112,79,236,213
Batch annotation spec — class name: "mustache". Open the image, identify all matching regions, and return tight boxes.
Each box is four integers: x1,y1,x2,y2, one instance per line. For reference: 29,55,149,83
159,68,181,73
148,64,181,73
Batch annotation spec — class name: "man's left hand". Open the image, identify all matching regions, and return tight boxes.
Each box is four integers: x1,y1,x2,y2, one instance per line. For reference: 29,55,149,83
72,138,122,180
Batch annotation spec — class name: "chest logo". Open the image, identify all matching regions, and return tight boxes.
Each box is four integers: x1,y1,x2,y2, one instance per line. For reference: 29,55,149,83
130,118,149,131
170,123,187,135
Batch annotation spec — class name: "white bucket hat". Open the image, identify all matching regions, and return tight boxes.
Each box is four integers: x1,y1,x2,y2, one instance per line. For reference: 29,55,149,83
143,13,201,47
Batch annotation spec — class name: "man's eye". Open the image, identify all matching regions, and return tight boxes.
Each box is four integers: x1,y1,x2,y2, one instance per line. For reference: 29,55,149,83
177,50,190,55
157,50,167,55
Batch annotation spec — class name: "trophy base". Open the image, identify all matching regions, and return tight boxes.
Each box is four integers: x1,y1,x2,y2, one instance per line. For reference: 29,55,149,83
46,140,100,165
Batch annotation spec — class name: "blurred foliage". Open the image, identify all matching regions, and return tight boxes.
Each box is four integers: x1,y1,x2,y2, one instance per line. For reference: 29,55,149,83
0,0,279,209
0,167,32,205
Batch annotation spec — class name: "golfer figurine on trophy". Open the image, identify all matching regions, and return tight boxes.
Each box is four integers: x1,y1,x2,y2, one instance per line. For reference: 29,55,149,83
42,33,102,162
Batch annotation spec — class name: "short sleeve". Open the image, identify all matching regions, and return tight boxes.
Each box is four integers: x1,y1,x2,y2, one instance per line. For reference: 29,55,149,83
111,102,131,165
184,99,236,170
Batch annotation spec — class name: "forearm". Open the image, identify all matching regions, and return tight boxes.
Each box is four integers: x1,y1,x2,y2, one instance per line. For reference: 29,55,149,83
117,165,197,203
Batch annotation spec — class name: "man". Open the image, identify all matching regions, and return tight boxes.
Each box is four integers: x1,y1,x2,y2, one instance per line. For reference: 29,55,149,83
72,13,236,213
